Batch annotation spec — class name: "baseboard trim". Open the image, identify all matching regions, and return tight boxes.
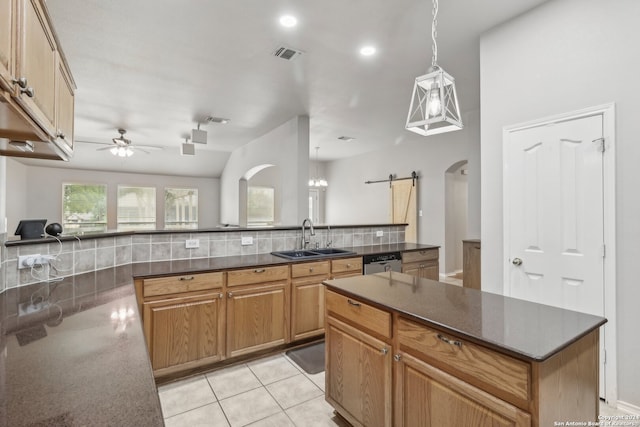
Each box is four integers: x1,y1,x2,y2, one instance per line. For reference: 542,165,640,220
616,400,640,415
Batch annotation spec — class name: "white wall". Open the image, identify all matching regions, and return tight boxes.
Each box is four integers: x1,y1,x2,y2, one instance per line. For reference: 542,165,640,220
4,159,220,231
480,0,640,408
325,109,481,274
219,116,309,226
444,162,468,274
248,165,281,224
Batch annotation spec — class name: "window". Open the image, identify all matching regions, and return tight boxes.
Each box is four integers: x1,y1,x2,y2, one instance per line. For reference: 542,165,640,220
165,188,198,230
62,183,108,234
247,186,275,225
117,186,156,231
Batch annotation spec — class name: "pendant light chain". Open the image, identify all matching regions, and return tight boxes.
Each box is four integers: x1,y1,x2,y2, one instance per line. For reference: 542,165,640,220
431,0,439,67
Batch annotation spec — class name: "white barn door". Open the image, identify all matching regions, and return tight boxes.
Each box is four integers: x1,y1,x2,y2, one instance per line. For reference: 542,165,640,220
504,114,606,396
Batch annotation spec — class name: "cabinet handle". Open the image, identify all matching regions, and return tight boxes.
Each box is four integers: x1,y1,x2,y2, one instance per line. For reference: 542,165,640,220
394,354,402,362
218,293,223,299
346,264,352,268
419,264,425,268
309,267,314,272
380,347,388,355
179,276,194,281
474,246,481,250
227,292,233,298
20,87,35,98
57,130,66,140
437,333,462,348
12,77,27,89
347,299,361,307
254,268,266,273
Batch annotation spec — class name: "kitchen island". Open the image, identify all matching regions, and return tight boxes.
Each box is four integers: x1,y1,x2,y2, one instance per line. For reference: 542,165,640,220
323,271,607,427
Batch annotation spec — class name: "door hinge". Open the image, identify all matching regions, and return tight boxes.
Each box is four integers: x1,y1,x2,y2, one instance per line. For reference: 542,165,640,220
601,244,606,258
593,137,605,152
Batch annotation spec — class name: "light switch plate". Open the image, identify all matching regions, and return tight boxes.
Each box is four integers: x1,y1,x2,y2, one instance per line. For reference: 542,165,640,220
185,239,199,249
241,236,253,245
376,230,384,237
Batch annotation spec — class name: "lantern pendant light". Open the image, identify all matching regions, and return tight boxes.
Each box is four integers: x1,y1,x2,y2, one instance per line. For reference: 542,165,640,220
406,0,462,136
308,147,328,188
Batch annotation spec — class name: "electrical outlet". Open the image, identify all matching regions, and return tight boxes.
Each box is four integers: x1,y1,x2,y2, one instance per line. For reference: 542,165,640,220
241,236,253,246
18,254,54,269
18,254,40,269
419,210,423,217
376,230,384,237
185,239,199,249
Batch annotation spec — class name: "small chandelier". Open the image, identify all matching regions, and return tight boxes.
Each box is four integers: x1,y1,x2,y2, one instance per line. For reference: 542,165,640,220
406,0,462,136
308,147,328,188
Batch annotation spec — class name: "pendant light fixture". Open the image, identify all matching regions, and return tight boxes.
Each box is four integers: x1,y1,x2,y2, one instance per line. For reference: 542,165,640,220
308,146,328,188
406,0,462,136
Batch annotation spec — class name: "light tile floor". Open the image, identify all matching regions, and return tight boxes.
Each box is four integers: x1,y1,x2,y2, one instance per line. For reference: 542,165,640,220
158,353,349,427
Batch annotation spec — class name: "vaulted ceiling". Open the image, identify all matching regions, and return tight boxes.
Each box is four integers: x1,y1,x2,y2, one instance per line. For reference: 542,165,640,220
18,0,549,177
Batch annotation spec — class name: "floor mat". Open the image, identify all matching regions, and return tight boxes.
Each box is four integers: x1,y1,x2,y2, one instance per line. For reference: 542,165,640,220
286,341,325,375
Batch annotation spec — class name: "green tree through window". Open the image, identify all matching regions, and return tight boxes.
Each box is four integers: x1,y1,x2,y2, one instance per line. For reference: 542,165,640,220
62,183,107,234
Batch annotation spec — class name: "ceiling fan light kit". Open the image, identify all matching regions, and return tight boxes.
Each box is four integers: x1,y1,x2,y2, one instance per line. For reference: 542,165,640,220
406,0,463,136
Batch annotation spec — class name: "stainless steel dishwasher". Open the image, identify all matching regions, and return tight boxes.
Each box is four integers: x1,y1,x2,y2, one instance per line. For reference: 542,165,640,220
362,251,402,274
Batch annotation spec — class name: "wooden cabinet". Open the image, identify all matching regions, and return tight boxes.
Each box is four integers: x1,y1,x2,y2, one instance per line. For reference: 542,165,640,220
140,272,226,376
143,291,225,375
325,290,600,427
291,261,330,341
395,351,530,427
54,58,74,151
463,239,481,289
325,291,392,427
402,249,439,280
331,256,363,279
15,0,57,137
0,0,75,160
226,266,290,358
0,0,15,92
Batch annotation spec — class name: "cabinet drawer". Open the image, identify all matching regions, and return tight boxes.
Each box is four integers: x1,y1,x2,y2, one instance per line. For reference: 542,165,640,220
331,257,362,274
402,249,438,263
143,272,224,297
398,318,530,404
227,265,289,287
291,260,330,278
325,290,391,339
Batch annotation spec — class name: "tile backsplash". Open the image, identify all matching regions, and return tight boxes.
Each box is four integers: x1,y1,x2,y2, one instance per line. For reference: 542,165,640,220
0,226,404,290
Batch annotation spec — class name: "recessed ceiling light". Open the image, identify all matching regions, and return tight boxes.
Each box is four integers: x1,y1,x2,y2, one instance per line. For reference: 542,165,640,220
359,46,376,56
279,15,297,28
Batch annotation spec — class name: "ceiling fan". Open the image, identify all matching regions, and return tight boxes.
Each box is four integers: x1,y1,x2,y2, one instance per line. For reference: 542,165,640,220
80,129,164,157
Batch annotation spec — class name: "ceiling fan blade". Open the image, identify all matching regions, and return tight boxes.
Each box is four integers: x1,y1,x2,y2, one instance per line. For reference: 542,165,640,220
96,146,115,151
132,147,151,154
75,139,111,146
134,145,164,151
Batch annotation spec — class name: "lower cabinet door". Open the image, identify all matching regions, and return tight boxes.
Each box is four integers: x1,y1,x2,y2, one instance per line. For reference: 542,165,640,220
291,277,326,340
143,291,225,373
226,281,290,358
395,352,531,427
326,316,392,427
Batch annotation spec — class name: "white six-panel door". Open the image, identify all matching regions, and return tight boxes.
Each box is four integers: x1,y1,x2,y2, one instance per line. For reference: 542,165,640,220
504,114,605,395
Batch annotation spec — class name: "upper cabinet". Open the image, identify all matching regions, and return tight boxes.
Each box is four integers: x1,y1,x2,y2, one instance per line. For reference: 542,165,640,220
0,0,75,160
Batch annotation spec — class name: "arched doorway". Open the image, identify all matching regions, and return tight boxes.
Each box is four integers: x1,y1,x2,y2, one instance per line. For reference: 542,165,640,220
444,160,468,282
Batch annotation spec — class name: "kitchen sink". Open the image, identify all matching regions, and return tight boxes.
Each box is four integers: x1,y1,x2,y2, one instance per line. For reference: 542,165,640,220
271,248,356,260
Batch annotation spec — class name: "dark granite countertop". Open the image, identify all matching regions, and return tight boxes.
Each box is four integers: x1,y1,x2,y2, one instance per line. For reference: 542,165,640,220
131,243,439,279
323,271,606,362
0,266,164,427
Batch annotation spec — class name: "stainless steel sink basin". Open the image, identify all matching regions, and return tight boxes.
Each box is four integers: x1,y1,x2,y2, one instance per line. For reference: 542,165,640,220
271,248,356,260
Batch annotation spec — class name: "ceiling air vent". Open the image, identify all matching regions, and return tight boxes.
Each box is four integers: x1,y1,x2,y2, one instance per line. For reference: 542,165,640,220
338,136,355,142
274,46,304,61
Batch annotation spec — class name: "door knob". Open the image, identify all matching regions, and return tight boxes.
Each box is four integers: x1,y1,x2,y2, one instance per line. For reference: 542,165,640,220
512,258,523,266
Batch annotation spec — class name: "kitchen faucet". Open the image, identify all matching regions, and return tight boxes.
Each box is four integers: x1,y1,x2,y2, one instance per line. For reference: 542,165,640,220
301,218,315,249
